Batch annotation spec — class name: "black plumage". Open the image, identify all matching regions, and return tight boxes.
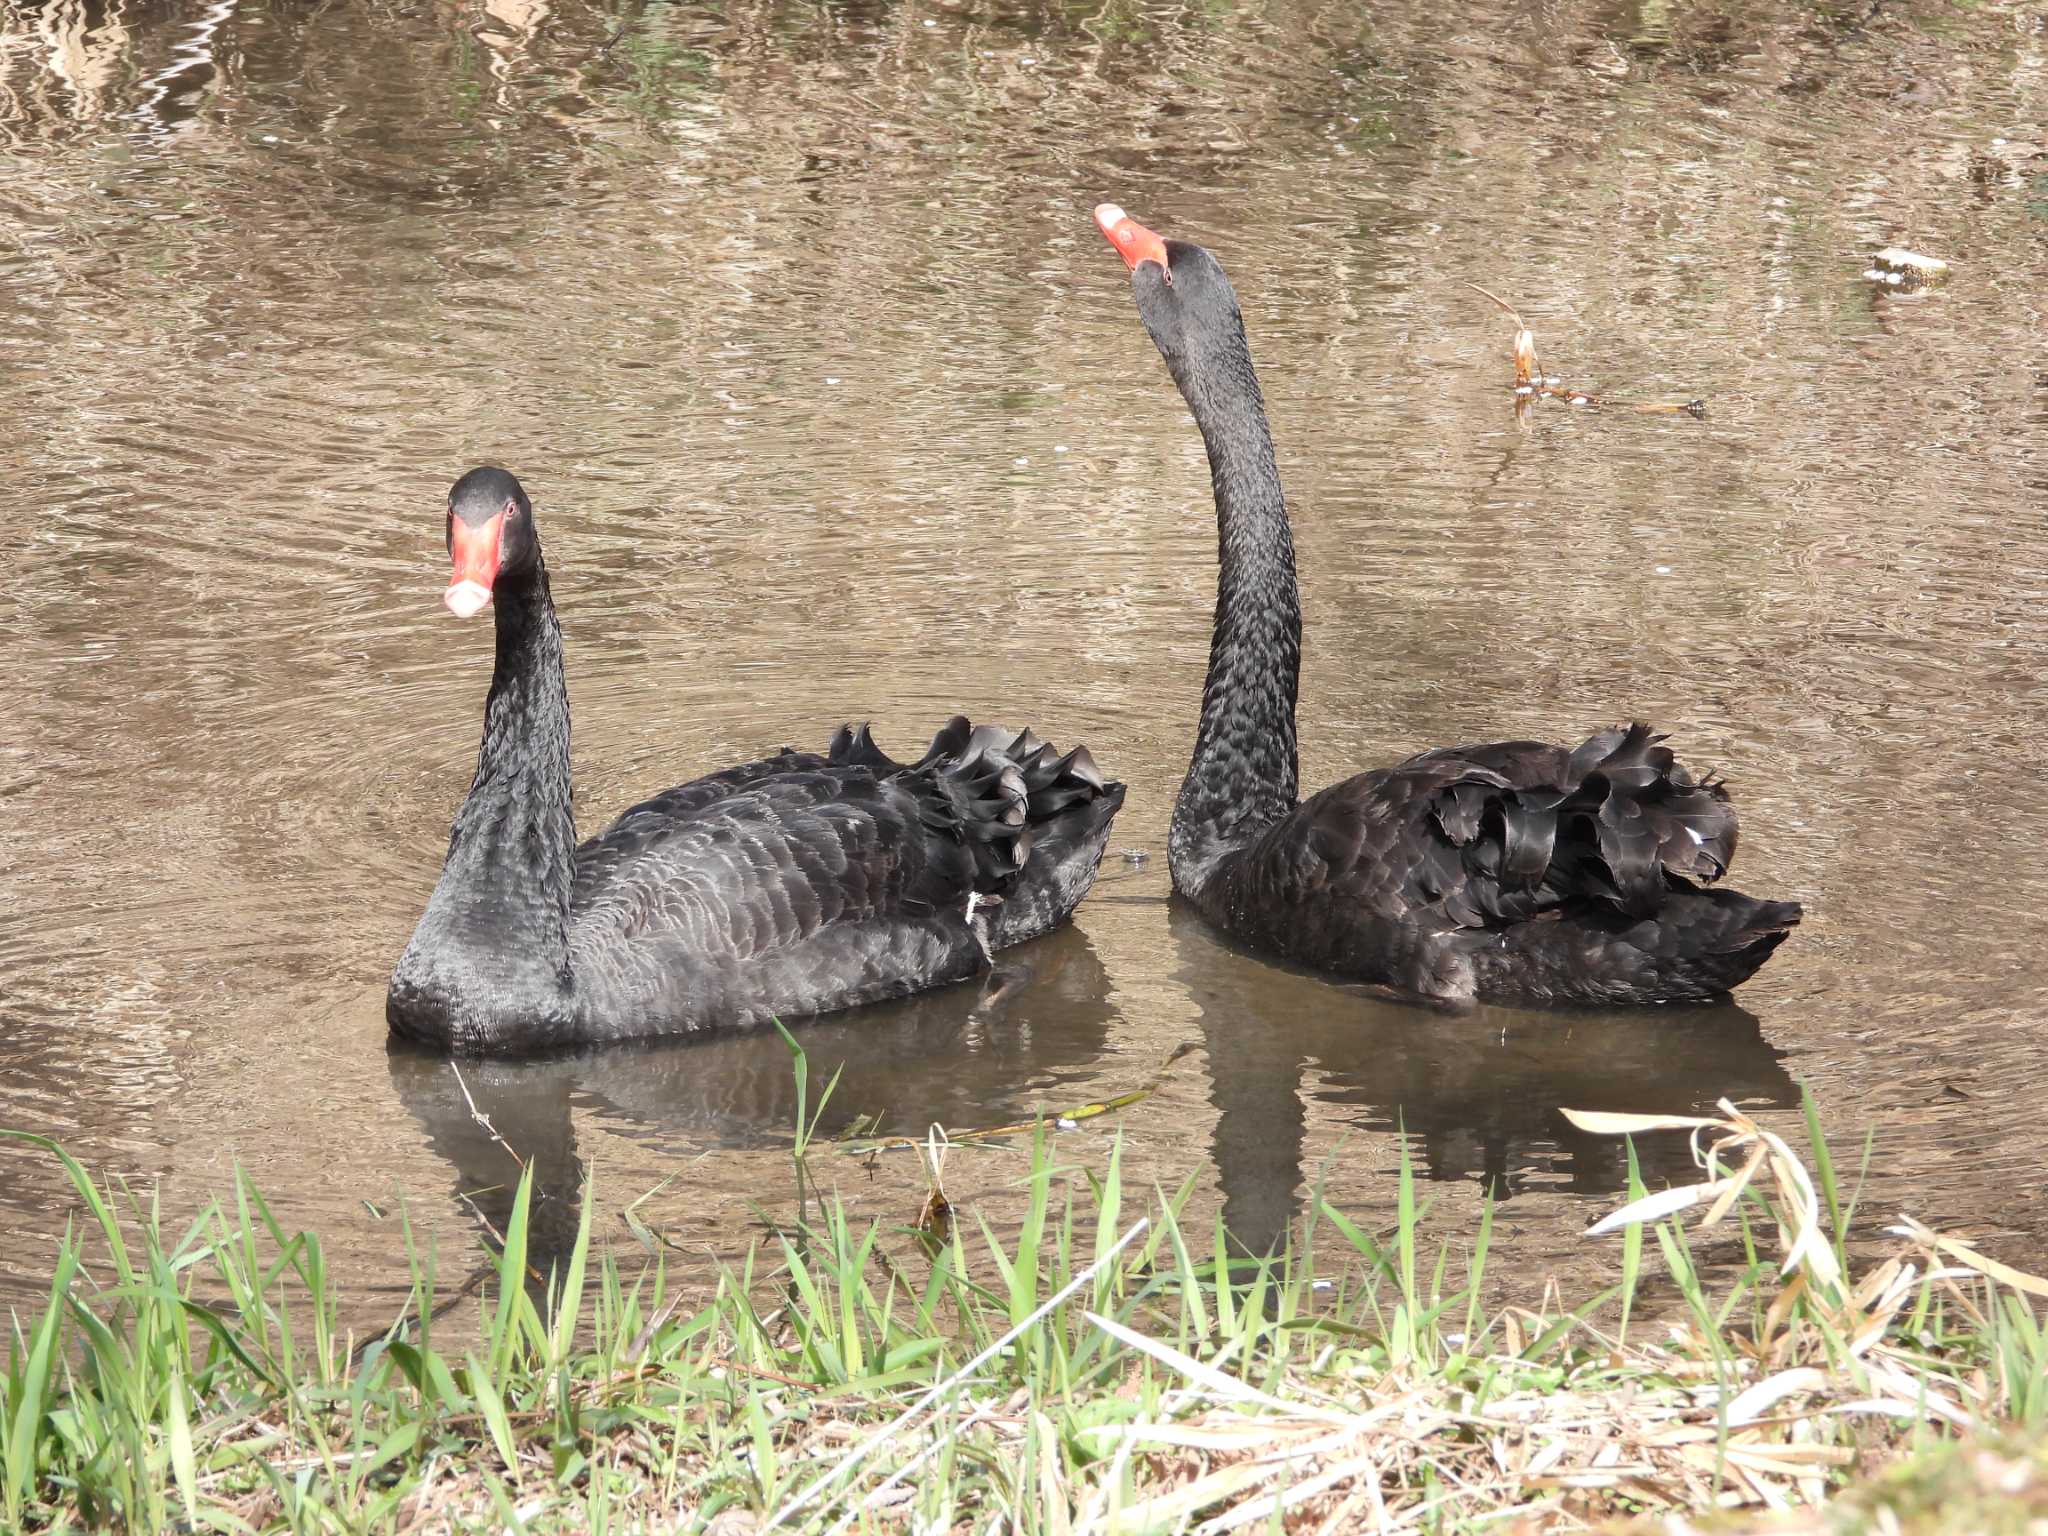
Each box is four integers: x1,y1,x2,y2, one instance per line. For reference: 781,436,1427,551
1093,205,1797,1006
387,468,1124,1054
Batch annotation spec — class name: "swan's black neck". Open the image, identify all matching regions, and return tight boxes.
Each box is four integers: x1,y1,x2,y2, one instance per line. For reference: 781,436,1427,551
1168,327,1302,894
392,563,578,1040
458,565,578,943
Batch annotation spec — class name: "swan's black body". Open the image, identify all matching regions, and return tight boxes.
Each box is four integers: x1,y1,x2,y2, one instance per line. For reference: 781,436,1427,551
1094,206,1797,1006
388,468,1124,1054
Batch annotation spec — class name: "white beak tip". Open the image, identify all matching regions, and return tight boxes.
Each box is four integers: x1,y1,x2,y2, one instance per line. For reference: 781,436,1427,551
444,579,493,618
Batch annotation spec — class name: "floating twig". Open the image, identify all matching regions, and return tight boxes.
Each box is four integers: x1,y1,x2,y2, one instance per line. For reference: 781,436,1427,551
1467,281,1705,417
834,1041,1198,1155
590,9,633,64
1465,282,1546,390
449,1062,527,1172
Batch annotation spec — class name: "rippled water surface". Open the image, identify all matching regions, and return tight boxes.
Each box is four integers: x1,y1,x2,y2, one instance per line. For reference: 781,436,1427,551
5,0,2048,1311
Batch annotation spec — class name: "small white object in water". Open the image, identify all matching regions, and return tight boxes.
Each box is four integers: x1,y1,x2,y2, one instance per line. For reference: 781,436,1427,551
1311,1279,1336,1293
923,17,936,25
1014,456,1029,466
825,376,840,385
1655,564,1672,574
1865,248,1949,291
1056,1116,1078,1130
1054,444,1069,453
1872,246,1948,276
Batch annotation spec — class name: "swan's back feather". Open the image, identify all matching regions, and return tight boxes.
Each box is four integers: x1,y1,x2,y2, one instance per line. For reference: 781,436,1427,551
1411,724,1739,923
1199,723,1796,1005
550,718,1121,1044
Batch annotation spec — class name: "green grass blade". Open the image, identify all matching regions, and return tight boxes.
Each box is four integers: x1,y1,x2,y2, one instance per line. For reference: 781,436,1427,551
166,1345,200,1528
490,1164,536,1379
551,1176,596,1369
4,1236,78,1521
468,1353,520,1474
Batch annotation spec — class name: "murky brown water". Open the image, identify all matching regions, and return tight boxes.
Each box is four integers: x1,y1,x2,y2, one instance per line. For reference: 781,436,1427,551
5,0,2048,1314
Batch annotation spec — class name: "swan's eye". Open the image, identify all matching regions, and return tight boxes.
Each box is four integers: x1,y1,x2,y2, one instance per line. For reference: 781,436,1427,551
502,498,521,521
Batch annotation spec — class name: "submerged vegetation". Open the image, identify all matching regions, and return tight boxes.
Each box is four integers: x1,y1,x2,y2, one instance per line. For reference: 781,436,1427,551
3,1069,2046,1534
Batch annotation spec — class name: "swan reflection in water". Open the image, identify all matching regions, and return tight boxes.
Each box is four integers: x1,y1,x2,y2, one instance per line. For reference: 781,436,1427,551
1169,904,1800,1256
385,924,1118,1273
386,900,1795,1274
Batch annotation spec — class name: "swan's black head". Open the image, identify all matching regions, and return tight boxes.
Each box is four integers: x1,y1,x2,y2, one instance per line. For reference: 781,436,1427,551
1093,203,1250,392
444,465,539,617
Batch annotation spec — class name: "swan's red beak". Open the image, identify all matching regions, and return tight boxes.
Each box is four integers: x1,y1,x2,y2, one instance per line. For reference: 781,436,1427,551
445,510,505,618
1094,203,1169,277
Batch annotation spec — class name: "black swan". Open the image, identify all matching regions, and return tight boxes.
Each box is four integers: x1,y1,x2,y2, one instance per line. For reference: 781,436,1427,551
387,467,1124,1053
1092,205,1798,1005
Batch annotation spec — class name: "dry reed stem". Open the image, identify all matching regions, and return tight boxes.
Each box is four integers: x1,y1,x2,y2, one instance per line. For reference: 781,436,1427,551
1467,281,1705,415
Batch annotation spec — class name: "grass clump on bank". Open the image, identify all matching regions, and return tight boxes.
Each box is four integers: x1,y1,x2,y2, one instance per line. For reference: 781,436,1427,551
2,1075,2046,1534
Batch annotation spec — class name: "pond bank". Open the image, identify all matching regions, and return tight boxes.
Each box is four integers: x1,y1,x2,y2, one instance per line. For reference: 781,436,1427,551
3,1094,2044,1534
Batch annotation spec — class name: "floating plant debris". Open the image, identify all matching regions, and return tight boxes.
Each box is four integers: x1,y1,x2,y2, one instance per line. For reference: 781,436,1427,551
1467,282,1707,418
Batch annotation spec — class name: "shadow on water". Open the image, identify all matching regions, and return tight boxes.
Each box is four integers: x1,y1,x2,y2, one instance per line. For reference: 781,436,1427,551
1169,905,1800,1256
384,925,1118,1274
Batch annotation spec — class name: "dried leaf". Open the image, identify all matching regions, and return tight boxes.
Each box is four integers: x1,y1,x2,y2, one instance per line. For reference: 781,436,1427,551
1826,1399,1931,1420
1108,1458,1281,1532
1513,329,1538,388
1724,1367,1826,1426
1560,1109,1721,1136
1584,1180,1724,1236
1701,1143,1767,1228
1083,1312,1351,1422
1892,1216,2048,1299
